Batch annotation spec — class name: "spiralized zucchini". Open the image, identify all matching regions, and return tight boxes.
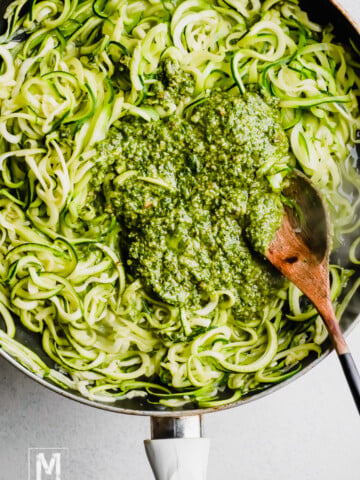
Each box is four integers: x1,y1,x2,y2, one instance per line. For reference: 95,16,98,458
0,0,359,407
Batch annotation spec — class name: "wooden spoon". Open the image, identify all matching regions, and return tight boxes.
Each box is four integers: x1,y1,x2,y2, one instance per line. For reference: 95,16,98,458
266,170,360,414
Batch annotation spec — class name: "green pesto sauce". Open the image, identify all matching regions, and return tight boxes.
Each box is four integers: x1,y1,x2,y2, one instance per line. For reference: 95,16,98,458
96,91,289,320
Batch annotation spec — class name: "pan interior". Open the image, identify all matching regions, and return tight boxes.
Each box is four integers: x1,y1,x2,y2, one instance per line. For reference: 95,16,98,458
0,0,359,415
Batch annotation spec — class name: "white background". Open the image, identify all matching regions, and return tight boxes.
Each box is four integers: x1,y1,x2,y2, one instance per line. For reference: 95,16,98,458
1,1,360,479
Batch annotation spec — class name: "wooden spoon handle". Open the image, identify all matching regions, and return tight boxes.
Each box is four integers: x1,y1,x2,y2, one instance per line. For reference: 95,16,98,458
338,353,360,415
315,301,360,414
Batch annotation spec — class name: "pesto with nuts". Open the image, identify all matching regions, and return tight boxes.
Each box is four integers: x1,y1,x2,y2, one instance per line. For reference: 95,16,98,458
95,90,289,320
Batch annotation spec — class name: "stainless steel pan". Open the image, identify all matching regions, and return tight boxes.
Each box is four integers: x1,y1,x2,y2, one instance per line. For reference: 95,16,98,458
0,1,359,478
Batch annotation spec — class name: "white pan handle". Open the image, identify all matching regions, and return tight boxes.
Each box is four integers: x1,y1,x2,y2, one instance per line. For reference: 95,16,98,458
144,438,210,480
144,416,210,480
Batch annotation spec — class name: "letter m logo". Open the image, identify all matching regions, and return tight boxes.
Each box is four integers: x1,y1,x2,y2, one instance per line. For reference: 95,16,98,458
36,452,61,480
28,448,68,480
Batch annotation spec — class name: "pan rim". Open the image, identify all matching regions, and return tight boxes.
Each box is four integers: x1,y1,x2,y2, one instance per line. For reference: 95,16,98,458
1,315,359,416
0,0,360,417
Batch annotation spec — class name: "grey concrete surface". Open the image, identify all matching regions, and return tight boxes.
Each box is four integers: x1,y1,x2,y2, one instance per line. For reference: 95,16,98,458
2,328,360,480
1,1,360,479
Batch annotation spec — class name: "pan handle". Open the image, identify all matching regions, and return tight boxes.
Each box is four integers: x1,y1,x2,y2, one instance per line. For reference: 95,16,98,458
144,416,210,480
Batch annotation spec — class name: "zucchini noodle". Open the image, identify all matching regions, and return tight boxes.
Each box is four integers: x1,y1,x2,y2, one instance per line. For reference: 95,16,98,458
0,0,359,408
